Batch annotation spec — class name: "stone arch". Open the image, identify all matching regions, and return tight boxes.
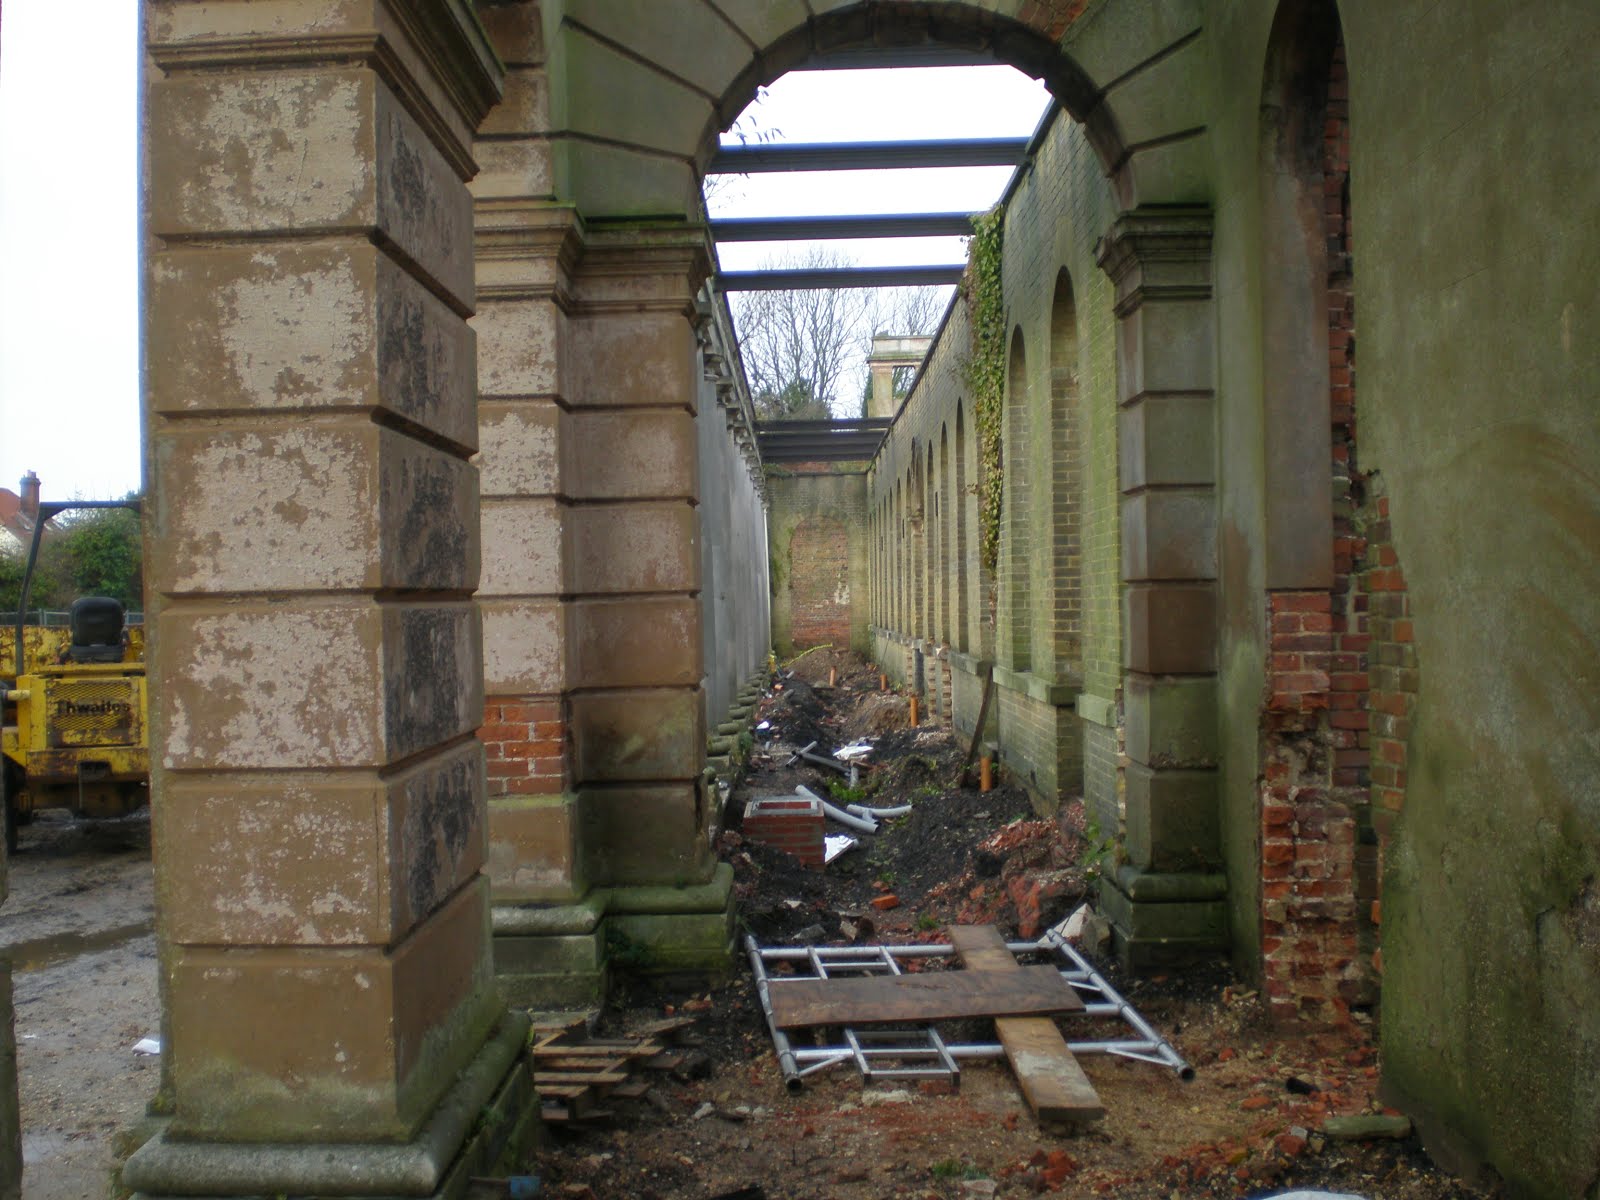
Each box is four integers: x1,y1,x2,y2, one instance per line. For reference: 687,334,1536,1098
1004,327,1032,672
1049,269,1083,674
542,0,1214,218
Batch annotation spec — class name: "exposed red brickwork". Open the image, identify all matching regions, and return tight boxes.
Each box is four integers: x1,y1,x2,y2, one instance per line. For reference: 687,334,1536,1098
1261,591,1363,1026
1017,0,1094,42
742,797,823,867
1257,36,1400,1026
481,695,565,796
790,516,852,648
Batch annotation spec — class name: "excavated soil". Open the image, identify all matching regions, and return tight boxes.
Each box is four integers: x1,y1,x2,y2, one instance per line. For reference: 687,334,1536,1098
532,649,1499,1200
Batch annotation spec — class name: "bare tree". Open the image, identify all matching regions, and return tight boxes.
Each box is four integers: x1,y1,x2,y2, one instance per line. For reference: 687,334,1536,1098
730,247,881,420
875,285,948,340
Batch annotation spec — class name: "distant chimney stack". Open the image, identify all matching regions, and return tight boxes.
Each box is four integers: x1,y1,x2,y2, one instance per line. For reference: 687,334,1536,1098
19,471,39,521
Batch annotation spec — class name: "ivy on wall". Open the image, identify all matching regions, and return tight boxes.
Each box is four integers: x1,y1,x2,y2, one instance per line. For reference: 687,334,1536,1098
962,205,1006,578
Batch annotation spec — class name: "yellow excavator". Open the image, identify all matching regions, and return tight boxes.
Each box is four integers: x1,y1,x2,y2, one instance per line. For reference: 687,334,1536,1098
1,499,147,852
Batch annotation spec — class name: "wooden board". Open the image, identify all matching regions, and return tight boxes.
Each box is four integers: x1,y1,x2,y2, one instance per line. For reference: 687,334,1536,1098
768,964,1082,1029
947,925,1105,1127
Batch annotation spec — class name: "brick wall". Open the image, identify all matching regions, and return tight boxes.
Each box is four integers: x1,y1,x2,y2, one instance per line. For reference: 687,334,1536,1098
482,695,565,796
768,468,871,656
866,108,1119,817
790,515,852,648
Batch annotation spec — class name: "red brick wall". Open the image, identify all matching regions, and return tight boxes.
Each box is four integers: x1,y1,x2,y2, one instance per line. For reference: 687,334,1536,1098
481,695,565,796
790,515,852,648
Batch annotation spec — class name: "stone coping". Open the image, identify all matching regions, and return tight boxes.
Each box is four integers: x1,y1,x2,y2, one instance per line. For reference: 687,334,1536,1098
123,1012,530,1196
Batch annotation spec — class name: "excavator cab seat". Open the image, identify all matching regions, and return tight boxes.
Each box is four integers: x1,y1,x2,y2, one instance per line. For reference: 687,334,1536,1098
67,597,126,664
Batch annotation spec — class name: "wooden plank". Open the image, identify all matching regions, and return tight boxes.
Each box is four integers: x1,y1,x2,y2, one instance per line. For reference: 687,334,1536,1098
948,925,1104,1126
531,1041,661,1059
768,964,1082,1029
534,1070,628,1087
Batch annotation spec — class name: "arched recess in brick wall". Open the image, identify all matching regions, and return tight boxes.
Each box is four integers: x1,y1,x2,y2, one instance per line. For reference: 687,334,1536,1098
954,403,971,655
926,442,937,641
1256,0,1389,1025
1005,328,1033,672
1049,269,1083,675
939,424,952,646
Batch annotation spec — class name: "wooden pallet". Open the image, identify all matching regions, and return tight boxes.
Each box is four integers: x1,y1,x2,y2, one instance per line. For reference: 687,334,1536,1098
530,1015,701,1123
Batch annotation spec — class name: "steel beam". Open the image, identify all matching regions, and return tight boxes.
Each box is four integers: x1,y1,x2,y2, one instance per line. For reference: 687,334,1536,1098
718,265,964,291
707,138,1029,175
711,212,976,242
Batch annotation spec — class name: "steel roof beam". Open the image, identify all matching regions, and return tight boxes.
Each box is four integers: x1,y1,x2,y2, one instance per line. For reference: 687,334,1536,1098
711,212,976,242
707,138,1029,175
718,265,964,291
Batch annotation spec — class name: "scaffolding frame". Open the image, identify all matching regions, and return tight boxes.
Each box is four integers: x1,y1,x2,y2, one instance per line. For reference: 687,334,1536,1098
745,931,1193,1092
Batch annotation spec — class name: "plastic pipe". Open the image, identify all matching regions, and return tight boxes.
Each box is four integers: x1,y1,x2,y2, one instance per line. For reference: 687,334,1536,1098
796,785,877,834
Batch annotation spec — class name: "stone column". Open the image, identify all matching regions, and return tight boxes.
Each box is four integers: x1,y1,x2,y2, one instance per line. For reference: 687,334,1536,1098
564,227,732,975
468,6,730,1004
469,2,592,1006
1095,209,1228,968
128,4,535,1194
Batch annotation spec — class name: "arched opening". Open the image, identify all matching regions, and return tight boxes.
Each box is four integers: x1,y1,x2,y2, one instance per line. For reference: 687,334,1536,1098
697,6,1133,205
954,402,970,654
1004,328,1032,672
925,442,937,640
907,459,923,638
939,423,952,646
1256,0,1392,1026
1049,269,1082,675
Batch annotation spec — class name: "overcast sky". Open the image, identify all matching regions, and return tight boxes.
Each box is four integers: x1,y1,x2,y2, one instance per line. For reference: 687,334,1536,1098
0,3,1049,500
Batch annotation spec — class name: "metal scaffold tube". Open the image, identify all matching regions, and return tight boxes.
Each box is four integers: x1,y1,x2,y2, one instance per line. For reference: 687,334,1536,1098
746,934,1194,1089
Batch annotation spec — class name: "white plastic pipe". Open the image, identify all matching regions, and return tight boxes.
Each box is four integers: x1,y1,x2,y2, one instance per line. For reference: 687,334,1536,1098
795,785,878,834
847,802,911,819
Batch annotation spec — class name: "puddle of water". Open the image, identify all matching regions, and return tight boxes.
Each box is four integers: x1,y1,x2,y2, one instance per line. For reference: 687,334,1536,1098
3,921,155,972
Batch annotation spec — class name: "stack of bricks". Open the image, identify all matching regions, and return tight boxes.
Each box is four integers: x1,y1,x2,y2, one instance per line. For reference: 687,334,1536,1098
481,696,565,796
742,796,824,868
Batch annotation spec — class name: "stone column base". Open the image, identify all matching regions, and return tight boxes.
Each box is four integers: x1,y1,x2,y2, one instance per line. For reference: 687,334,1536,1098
492,863,736,1008
606,863,738,986
493,893,610,1010
1099,866,1228,971
123,1014,537,1200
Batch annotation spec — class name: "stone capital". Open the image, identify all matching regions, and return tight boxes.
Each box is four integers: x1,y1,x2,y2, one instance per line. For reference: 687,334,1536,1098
572,223,715,316
1095,206,1213,315
474,201,586,305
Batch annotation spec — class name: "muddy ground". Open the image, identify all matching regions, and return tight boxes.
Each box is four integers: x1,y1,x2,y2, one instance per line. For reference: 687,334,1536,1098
532,649,1498,1200
0,810,157,1200
0,649,1500,1200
